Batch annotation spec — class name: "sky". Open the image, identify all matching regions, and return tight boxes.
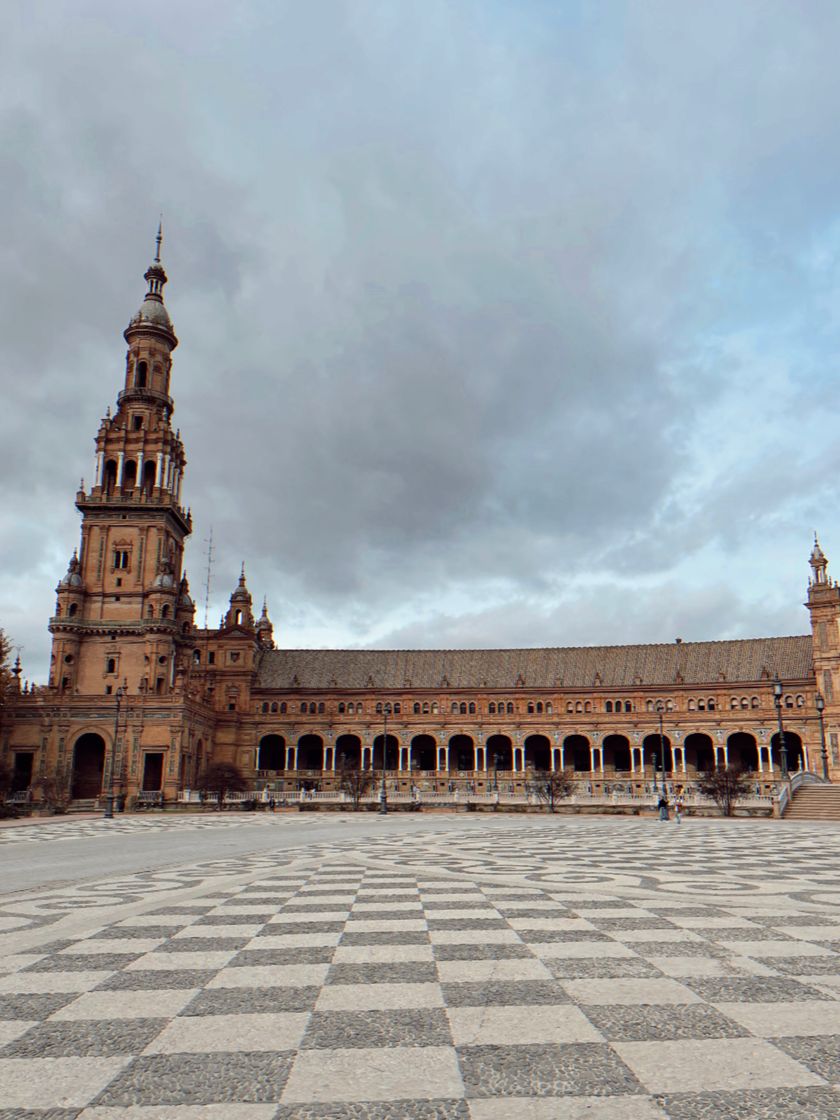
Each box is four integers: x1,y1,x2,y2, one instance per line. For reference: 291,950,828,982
3,0,840,682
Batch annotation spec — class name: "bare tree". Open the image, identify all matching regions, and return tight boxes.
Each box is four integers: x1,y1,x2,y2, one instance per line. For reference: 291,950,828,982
338,763,375,811
33,776,70,814
696,767,752,817
0,629,14,743
530,769,575,813
198,761,248,808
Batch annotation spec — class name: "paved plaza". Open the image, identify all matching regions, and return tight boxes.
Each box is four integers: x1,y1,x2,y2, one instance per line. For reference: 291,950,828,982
1,814,840,1117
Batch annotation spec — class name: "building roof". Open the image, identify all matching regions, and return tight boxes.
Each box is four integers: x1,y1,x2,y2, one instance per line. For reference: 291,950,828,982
255,635,814,691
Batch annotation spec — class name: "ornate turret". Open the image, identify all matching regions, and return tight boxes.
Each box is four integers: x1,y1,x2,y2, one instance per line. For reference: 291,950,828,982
224,565,255,631
256,598,274,649
810,534,829,586
125,223,178,350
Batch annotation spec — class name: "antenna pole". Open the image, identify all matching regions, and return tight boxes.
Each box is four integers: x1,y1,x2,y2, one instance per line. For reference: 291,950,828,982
203,527,214,631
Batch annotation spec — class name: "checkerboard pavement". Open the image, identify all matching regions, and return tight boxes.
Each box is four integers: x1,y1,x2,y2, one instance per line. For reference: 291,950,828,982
2,818,840,1117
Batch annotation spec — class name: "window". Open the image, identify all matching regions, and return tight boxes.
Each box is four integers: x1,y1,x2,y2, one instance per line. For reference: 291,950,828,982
432,702,439,714
105,684,113,695
624,701,632,713
105,657,116,675
697,698,705,711
546,701,553,714
161,605,170,619
751,696,760,709
468,702,475,714
317,702,325,714
208,652,215,665
193,649,201,665
132,415,143,431
279,702,286,714
300,702,307,714
339,702,346,714
666,699,675,712
730,697,738,710
707,698,715,711
422,702,430,714
506,702,513,714
459,702,467,715
741,697,749,710
68,603,78,617
394,703,401,714
113,549,129,570
489,702,496,714
376,702,383,714
645,700,653,712
451,702,458,714
528,702,535,714
605,701,613,713
688,699,695,712
261,702,269,713
413,702,420,714
795,694,805,708
136,360,148,388
584,701,592,713
566,702,573,713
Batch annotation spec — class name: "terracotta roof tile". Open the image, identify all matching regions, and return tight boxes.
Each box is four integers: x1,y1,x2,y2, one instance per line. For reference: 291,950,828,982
255,635,813,691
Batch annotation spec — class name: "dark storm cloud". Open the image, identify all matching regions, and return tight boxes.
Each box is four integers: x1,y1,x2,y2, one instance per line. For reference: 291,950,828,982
3,1,840,676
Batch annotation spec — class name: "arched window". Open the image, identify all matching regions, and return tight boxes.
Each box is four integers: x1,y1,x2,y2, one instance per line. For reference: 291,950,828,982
739,697,748,709
103,459,117,495
546,701,553,714
605,701,613,713
413,702,420,714
645,700,653,712
318,702,325,714
688,699,695,712
423,702,430,714
136,360,148,388
751,696,760,709
575,701,583,713
666,699,675,712
795,694,805,708
376,702,383,714
300,702,306,714
468,702,476,714
279,702,287,714
261,702,269,713
123,459,137,492
338,702,346,714
147,604,154,618
527,702,534,714
235,609,242,625
68,602,78,617
459,702,467,715
106,657,116,674
624,701,632,713
730,697,738,710
394,703,401,714
489,702,496,715
161,605,170,619
143,461,156,496
432,702,439,714
785,695,794,709
450,701,457,714
566,702,573,713
697,698,705,711
193,648,201,665
584,701,592,713
707,698,716,711
506,702,514,714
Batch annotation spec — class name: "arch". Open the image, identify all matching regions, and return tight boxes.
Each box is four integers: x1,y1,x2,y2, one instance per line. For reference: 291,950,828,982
68,602,79,617
413,702,420,714
136,360,148,388
772,730,804,772
524,734,551,771
142,461,156,496
103,459,117,495
161,604,170,619
336,734,362,770
505,702,514,714
279,702,287,714
468,701,476,714
70,733,106,800
643,732,672,772
258,734,285,771
728,731,758,772
683,732,714,773
449,734,475,771
106,657,116,674
410,734,437,771
624,700,632,713
123,459,137,492
486,734,513,770
603,733,631,772
564,734,591,772
605,700,613,713
297,733,323,770
372,733,399,770
488,702,496,715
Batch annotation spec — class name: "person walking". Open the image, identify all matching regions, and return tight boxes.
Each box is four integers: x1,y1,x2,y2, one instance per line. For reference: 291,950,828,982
674,794,684,824
658,795,669,822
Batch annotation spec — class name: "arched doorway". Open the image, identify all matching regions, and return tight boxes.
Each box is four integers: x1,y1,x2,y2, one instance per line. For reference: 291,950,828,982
486,734,513,772
410,735,437,772
258,734,285,771
643,733,672,772
728,732,758,772
564,734,591,772
772,731,804,772
524,734,551,771
450,734,475,771
684,733,714,774
372,734,399,770
336,734,362,770
297,734,323,770
603,734,631,772
71,733,106,799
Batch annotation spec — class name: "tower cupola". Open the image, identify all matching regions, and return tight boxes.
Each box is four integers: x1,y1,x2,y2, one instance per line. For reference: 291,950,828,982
224,565,255,631
256,598,274,649
810,534,829,586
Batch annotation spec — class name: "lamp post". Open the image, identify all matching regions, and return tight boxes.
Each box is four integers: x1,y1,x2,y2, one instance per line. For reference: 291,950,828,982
816,692,829,781
773,677,789,779
656,702,667,794
493,752,500,792
379,703,391,815
104,683,125,819
652,752,658,793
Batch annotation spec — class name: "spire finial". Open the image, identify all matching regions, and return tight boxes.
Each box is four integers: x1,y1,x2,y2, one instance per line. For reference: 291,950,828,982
240,562,246,584
155,219,163,264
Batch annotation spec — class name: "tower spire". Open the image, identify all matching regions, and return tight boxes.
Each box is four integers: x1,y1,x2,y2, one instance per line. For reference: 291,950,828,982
155,219,163,264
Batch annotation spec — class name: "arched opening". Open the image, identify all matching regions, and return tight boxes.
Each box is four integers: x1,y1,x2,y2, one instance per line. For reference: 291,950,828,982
486,734,513,771
136,360,148,388
123,459,137,493
258,734,285,771
71,733,106,800
728,732,758,772
603,734,631,772
524,734,551,771
643,733,672,772
336,734,362,770
68,602,78,617
449,734,475,771
104,459,117,496
372,734,399,770
772,730,804,772
410,734,437,772
684,732,714,773
564,734,591,772
297,734,323,770
143,461,156,496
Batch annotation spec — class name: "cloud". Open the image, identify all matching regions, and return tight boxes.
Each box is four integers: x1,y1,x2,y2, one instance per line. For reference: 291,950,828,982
2,1,839,677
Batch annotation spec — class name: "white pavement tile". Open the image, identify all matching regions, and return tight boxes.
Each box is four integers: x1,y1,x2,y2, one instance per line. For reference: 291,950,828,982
575,908,655,918
316,983,444,1010
0,1020,35,1046
728,957,780,977
344,919,428,931
268,911,349,924
208,964,330,988
333,944,434,963
714,1000,840,1037
619,929,704,943
669,916,760,929
284,895,355,905
52,989,198,1020
561,978,701,1005
507,918,596,931
283,1046,463,1103
0,1056,130,1109
145,1011,309,1053
528,941,637,959
62,938,164,954
775,925,840,941
495,900,570,911
0,954,48,972
436,959,552,982
468,1098,668,1119
429,928,522,944
448,1004,602,1045
648,956,739,978
127,951,237,971
173,925,263,939
244,933,341,949
0,970,113,993
116,915,199,927
424,909,500,920
614,1038,824,1092
352,901,423,911
80,1107,278,1119
717,940,834,958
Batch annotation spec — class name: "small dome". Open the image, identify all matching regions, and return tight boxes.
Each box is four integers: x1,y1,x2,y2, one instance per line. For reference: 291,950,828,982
60,552,83,588
130,296,172,330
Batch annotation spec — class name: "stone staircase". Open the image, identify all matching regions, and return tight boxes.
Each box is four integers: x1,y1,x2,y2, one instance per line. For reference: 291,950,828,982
68,798,99,813
784,783,840,821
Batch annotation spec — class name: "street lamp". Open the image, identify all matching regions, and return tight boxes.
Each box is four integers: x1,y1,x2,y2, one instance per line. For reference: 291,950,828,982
816,692,829,781
773,677,789,779
656,701,667,793
104,683,125,819
379,703,391,815
652,752,658,793
493,752,500,792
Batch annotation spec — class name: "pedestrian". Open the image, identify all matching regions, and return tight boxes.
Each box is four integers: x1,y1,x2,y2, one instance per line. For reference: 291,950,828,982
674,794,684,824
269,797,276,812
658,795,669,822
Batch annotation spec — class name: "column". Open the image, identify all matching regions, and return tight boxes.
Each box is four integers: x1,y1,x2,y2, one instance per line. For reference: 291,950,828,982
163,455,172,490
398,746,404,771
757,746,764,773
136,450,144,480
116,450,125,487
681,747,687,773
155,451,164,490
95,451,104,487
